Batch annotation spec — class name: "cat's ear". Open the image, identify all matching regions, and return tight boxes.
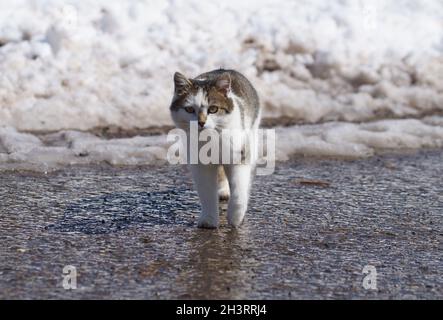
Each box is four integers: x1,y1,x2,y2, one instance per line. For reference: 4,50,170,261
216,72,231,96
174,72,192,95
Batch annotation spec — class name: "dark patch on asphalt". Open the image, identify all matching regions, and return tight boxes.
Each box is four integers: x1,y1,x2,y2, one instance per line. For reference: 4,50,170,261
47,190,197,234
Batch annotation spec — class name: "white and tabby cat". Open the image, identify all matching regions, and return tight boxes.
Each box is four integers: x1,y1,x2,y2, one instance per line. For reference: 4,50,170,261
170,69,261,228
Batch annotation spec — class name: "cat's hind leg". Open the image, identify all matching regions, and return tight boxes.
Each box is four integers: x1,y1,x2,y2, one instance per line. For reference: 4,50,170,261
217,165,230,201
189,164,219,229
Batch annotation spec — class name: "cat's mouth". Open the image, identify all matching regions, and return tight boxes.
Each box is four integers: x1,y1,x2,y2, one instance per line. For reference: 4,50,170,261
198,126,220,133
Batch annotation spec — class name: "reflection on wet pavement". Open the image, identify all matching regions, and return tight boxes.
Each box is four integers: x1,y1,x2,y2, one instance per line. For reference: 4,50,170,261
0,150,442,299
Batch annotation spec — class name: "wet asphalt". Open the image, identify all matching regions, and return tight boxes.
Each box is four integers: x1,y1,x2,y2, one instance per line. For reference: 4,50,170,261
0,150,442,299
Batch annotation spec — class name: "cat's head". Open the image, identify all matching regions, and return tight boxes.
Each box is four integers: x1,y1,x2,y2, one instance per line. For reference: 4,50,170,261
170,72,234,130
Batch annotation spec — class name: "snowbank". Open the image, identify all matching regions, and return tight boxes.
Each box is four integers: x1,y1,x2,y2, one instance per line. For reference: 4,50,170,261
0,127,168,171
274,116,443,160
1,117,442,171
0,0,442,132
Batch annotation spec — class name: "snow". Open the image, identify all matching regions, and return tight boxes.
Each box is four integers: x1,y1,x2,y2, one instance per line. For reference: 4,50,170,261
0,0,442,131
0,126,169,171
0,0,442,169
275,116,443,160
1,116,442,171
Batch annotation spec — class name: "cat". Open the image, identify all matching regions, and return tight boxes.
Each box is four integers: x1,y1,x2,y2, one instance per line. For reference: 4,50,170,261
170,69,261,228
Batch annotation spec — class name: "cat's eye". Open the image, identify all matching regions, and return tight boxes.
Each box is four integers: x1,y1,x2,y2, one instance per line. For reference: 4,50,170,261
208,105,219,114
184,106,195,113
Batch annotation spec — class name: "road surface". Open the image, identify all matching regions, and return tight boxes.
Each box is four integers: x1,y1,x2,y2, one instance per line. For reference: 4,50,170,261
0,150,441,299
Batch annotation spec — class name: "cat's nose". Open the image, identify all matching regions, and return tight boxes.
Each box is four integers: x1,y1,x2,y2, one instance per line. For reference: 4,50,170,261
197,112,207,128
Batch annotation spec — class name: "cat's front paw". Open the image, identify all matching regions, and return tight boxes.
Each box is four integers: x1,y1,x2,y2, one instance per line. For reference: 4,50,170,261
227,203,247,228
197,215,219,229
